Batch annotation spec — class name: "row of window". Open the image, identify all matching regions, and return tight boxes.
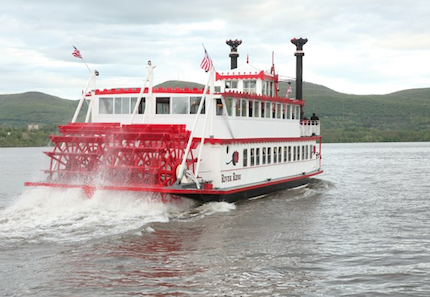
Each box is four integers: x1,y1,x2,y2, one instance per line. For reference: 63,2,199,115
218,98,301,120
224,80,276,96
99,97,205,115
98,96,301,120
242,144,315,167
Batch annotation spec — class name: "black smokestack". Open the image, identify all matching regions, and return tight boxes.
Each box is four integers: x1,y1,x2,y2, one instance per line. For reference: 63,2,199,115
291,37,308,101
226,39,242,70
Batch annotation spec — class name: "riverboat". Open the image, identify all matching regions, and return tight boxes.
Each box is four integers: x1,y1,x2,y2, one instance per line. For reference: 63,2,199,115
25,38,323,203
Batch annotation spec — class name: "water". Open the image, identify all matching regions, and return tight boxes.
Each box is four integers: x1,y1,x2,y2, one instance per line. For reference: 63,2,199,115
1,143,430,296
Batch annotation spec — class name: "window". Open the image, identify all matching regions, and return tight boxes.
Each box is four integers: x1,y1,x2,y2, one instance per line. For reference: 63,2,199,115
267,147,271,164
283,146,287,162
241,99,248,117
274,147,277,163
190,97,205,114
261,101,265,118
225,80,238,89
250,148,255,166
99,97,113,114
216,99,223,116
243,80,256,94
243,149,248,167
225,97,233,116
278,146,282,162
114,98,122,114
131,97,145,114
265,102,271,118
254,101,260,117
286,104,291,119
121,97,130,114
262,147,266,165
263,81,273,96
156,97,170,114
276,103,282,119
293,146,296,161
172,97,188,114
235,98,241,117
256,148,260,165
98,97,133,114
288,146,292,162
295,105,300,120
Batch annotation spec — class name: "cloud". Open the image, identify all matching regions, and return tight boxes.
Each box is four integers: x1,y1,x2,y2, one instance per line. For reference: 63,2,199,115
0,0,429,98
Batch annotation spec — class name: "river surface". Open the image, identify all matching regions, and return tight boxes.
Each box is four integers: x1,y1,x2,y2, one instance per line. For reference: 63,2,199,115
1,143,429,296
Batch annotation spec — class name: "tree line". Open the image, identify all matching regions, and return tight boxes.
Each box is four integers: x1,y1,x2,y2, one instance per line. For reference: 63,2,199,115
0,125,56,147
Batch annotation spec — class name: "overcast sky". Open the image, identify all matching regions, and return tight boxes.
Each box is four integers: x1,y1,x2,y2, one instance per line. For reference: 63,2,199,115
1,0,429,99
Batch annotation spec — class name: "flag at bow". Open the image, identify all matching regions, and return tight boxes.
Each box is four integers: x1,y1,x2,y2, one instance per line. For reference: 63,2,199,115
200,46,213,72
72,46,82,59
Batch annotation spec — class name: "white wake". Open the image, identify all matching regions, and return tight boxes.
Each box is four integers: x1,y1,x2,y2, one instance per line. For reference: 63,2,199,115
0,187,198,245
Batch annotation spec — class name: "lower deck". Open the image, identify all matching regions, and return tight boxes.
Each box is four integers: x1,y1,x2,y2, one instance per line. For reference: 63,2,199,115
195,138,322,191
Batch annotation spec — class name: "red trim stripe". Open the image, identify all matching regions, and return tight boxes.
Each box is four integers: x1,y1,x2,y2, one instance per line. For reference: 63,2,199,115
197,136,321,145
221,91,304,105
215,70,278,82
24,170,323,196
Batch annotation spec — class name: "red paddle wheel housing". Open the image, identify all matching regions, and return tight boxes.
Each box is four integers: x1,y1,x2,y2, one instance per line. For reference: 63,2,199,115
45,123,198,188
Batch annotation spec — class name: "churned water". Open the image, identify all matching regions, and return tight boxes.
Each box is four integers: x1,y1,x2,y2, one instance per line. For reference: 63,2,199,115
1,143,430,296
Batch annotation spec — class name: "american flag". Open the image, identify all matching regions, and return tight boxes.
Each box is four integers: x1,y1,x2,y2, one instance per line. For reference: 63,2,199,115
72,46,82,59
200,48,213,72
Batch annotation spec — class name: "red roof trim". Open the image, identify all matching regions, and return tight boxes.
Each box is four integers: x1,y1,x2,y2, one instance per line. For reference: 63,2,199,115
216,70,277,81
94,87,207,95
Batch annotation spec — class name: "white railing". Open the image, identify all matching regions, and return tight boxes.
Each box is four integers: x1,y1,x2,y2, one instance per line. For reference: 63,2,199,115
300,120,320,136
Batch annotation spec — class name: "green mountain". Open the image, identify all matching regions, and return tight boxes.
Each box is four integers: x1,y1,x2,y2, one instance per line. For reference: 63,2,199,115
1,81,429,144
280,82,430,141
0,92,81,126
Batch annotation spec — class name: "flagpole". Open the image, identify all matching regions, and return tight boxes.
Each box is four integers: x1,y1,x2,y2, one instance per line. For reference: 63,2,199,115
81,57,91,73
71,46,95,123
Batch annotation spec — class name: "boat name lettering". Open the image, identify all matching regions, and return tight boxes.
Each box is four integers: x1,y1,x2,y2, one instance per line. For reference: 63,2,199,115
221,173,241,183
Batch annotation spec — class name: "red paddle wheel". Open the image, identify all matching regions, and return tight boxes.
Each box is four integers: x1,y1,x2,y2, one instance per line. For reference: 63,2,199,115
45,123,198,188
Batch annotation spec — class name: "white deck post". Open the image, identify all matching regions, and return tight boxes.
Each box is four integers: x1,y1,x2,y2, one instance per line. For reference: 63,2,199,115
71,70,97,123
130,61,153,124
142,61,154,123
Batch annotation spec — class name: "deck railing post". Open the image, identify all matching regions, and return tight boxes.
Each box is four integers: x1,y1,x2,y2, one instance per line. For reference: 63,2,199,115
71,70,98,123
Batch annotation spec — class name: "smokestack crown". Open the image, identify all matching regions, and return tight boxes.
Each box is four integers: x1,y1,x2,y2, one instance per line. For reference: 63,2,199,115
226,39,242,69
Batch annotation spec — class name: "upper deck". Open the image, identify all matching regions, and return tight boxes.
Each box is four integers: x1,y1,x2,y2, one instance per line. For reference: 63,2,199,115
77,60,320,140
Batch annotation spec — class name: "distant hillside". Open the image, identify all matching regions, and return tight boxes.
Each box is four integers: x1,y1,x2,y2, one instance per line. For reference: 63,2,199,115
0,92,81,126
278,81,430,132
1,81,429,142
